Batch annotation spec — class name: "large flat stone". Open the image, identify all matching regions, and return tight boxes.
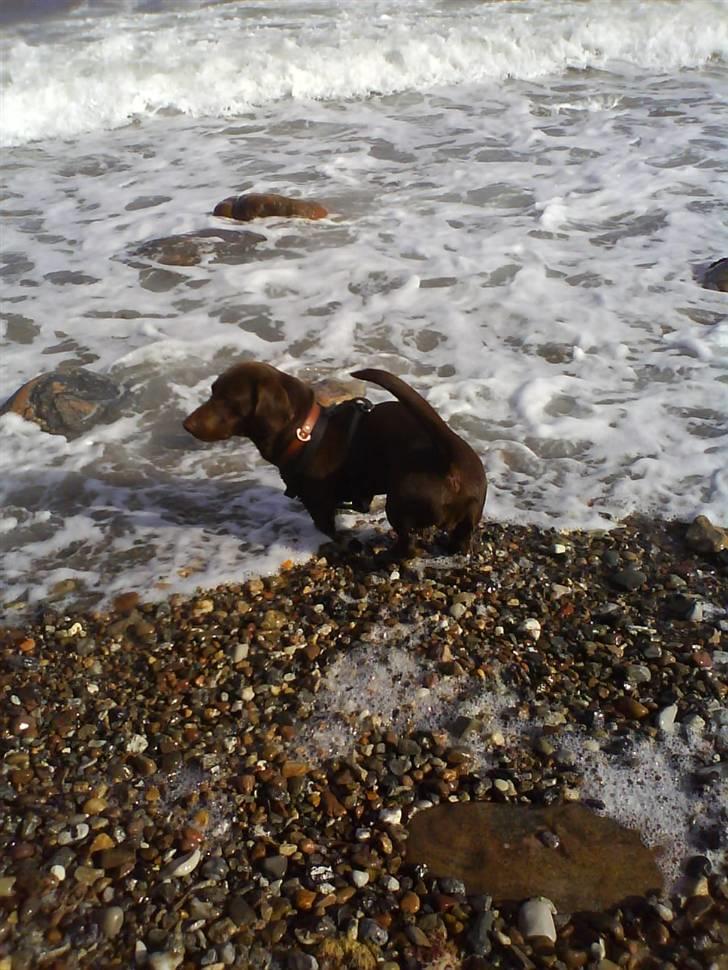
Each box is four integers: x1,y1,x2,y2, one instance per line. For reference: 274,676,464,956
134,229,266,267
0,369,122,438
406,802,663,912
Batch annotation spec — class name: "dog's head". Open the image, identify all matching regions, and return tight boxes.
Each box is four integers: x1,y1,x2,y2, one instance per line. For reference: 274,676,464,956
183,362,312,455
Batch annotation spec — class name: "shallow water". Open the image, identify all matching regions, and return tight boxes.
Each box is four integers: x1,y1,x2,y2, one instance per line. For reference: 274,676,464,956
1,0,728,611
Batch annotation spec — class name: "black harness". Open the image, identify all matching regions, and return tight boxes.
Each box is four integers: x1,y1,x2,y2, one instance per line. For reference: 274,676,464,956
282,397,373,498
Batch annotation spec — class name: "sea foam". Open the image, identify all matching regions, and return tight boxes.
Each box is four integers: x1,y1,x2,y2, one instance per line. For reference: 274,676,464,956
2,0,727,146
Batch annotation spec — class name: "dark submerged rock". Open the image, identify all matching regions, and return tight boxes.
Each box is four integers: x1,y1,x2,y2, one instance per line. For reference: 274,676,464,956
701,257,728,292
133,228,266,267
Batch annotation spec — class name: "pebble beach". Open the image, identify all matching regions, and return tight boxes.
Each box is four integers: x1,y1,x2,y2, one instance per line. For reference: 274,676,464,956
2,517,726,969
2,0,728,965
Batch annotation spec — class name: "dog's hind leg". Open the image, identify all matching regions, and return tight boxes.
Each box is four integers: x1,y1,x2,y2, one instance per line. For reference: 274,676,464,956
302,498,338,540
446,506,482,555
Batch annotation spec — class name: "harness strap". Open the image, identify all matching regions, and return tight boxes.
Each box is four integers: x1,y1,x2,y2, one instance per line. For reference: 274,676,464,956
282,397,372,498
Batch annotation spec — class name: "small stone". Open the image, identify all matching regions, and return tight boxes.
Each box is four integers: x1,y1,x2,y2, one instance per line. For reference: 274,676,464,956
0,877,16,898
288,953,320,970
625,664,651,685
83,797,108,815
159,848,201,880
294,888,317,911
351,869,369,888
615,696,650,720
406,925,430,946
400,890,420,913
359,918,388,946
228,896,257,926
126,734,149,754
74,866,103,886
683,713,706,735
450,602,467,620
10,713,38,738
113,592,140,614
261,609,287,631
467,911,494,956
519,896,557,943
519,618,542,641
99,845,136,870
261,855,288,880
147,952,184,970
99,906,124,938
657,704,678,733
611,567,646,592
322,790,347,818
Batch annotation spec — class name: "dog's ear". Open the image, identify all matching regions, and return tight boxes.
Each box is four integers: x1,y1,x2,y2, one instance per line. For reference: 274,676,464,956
257,370,313,427
253,374,294,429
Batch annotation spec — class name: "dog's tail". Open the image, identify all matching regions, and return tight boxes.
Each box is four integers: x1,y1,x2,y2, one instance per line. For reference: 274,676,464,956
351,368,478,467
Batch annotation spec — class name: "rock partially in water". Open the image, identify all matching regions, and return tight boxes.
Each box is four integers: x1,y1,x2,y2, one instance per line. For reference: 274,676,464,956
0,369,122,438
310,377,367,407
406,802,663,912
701,257,728,292
213,192,328,222
686,514,728,555
134,228,266,267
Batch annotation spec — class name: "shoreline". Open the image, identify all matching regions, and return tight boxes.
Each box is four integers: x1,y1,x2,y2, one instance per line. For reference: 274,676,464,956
1,517,726,968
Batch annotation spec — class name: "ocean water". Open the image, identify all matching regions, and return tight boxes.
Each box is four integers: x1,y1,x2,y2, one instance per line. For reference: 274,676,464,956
1,0,728,612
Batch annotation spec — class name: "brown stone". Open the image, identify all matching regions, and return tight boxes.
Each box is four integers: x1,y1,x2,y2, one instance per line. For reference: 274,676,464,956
400,890,421,914
113,592,140,615
98,845,136,870
10,713,37,739
322,790,347,818
0,369,122,438
614,696,650,720
281,761,309,779
686,514,728,554
406,802,663,911
213,192,328,222
294,888,317,911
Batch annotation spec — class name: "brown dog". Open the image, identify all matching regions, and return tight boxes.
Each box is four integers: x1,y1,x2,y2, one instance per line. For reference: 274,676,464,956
183,362,486,557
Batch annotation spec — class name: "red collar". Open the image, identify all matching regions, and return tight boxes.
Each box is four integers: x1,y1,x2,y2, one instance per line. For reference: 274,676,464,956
277,402,322,467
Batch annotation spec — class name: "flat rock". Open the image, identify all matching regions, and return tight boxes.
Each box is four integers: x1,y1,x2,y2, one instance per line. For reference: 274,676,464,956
701,257,728,292
310,377,367,407
213,192,328,222
406,802,662,912
134,228,265,267
0,369,122,438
